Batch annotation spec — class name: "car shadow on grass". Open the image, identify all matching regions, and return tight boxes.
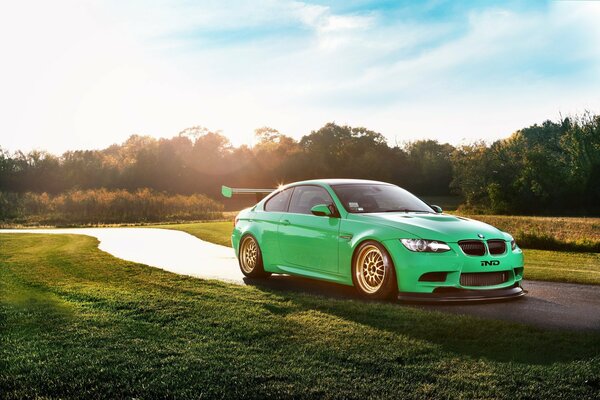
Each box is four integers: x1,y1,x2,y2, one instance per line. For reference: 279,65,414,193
242,275,600,366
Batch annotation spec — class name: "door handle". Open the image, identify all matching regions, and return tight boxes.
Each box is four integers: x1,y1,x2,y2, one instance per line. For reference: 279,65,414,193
281,219,290,225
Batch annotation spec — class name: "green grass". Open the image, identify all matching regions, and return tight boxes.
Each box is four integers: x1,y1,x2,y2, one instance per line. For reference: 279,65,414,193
157,222,600,286
524,250,600,285
1,233,599,399
153,221,234,247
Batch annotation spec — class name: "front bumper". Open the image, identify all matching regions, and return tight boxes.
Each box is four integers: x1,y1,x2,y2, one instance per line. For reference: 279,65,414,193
383,239,525,295
397,284,526,303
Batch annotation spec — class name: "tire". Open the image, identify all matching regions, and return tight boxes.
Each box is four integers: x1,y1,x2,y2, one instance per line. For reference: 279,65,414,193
351,240,398,300
238,235,271,278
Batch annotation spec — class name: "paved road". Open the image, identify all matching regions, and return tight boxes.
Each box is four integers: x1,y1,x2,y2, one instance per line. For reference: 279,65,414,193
2,227,599,331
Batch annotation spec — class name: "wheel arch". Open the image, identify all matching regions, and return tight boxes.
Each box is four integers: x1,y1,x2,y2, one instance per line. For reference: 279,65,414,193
238,231,259,256
350,238,399,299
235,219,264,254
350,237,396,273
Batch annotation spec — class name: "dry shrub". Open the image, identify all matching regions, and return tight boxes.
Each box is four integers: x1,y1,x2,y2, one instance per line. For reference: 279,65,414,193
0,189,223,225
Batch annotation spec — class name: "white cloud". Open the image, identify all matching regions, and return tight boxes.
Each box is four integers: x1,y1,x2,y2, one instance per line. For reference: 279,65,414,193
0,0,598,154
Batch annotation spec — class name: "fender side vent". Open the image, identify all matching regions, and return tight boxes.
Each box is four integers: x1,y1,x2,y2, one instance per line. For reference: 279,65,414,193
419,272,448,282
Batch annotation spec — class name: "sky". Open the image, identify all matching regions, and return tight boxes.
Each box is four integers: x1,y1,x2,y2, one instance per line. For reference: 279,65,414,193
1,0,599,154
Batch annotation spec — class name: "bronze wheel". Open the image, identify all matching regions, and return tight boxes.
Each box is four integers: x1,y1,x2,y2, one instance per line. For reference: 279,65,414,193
238,235,270,278
240,236,258,274
352,241,397,300
355,244,386,294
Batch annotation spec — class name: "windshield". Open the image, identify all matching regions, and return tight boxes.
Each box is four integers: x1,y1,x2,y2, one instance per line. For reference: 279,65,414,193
331,184,434,214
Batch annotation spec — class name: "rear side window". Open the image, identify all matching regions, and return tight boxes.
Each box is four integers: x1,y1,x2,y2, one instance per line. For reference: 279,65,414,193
264,188,293,212
288,186,333,215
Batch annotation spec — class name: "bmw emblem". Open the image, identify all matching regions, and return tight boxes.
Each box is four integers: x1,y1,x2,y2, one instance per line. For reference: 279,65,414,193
477,233,485,239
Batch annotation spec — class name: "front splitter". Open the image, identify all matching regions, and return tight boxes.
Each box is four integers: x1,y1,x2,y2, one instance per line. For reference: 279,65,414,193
397,286,526,303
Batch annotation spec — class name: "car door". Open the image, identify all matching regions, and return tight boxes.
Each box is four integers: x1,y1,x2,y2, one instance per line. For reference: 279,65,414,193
258,187,294,266
278,185,340,274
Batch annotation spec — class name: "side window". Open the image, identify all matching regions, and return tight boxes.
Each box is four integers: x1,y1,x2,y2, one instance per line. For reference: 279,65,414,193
288,186,333,215
264,188,293,212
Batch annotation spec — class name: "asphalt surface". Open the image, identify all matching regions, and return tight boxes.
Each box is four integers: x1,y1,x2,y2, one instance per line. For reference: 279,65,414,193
2,227,599,331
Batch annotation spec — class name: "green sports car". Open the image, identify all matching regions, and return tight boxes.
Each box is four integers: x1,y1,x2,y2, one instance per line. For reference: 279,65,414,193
225,179,525,301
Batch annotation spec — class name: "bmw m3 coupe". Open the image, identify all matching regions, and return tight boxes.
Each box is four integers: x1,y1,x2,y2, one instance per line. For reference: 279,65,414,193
224,179,525,301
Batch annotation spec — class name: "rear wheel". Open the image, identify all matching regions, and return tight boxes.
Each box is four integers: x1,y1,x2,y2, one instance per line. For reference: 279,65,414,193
238,235,271,278
352,241,397,300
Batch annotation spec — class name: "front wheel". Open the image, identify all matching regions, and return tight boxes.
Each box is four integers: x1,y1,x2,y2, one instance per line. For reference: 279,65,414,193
352,241,398,300
238,235,271,278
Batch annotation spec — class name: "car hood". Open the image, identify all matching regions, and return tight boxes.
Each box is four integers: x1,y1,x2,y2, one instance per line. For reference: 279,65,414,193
356,213,509,242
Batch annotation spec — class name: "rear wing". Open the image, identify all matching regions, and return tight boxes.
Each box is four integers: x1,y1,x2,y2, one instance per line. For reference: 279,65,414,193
221,185,274,201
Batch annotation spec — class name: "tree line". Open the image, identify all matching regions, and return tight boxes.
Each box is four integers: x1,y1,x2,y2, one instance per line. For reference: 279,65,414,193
1,113,599,216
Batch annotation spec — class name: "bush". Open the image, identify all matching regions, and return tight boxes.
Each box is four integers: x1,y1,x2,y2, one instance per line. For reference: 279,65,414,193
0,189,223,225
514,231,600,253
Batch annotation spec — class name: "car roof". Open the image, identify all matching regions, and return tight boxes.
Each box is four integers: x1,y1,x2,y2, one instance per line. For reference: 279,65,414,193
282,179,392,188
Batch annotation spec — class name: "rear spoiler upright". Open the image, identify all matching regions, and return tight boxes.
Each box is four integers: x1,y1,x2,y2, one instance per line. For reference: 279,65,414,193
221,185,275,202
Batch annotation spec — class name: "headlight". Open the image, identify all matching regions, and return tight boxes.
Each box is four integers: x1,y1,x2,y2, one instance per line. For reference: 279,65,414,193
400,239,450,253
507,234,518,251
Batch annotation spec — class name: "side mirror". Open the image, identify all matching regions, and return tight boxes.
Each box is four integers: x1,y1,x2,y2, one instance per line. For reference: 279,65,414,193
311,204,333,217
430,204,443,214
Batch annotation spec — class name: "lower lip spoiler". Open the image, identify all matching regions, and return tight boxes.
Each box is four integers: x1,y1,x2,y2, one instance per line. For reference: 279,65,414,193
397,286,526,303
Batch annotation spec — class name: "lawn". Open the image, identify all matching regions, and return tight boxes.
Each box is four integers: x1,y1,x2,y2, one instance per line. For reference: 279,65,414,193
525,249,600,285
1,233,599,399
158,221,600,286
153,221,234,247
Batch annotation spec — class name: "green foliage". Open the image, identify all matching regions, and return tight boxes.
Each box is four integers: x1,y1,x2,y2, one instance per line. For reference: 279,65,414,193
1,234,599,399
405,140,454,195
0,189,223,225
451,141,502,211
452,113,600,214
1,113,599,215
0,123,455,201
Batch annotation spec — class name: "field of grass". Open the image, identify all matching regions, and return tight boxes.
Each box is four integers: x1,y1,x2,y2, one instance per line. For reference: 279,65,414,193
3,205,598,253
224,210,600,252
525,250,600,285
153,221,234,247
457,214,600,252
0,189,223,227
1,233,599,399
159,222,600,285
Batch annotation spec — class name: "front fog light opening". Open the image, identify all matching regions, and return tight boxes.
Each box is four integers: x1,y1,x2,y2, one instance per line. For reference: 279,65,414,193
401,239,450,253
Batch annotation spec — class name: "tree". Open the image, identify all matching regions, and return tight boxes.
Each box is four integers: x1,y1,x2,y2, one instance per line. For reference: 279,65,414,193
405,140,454,195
